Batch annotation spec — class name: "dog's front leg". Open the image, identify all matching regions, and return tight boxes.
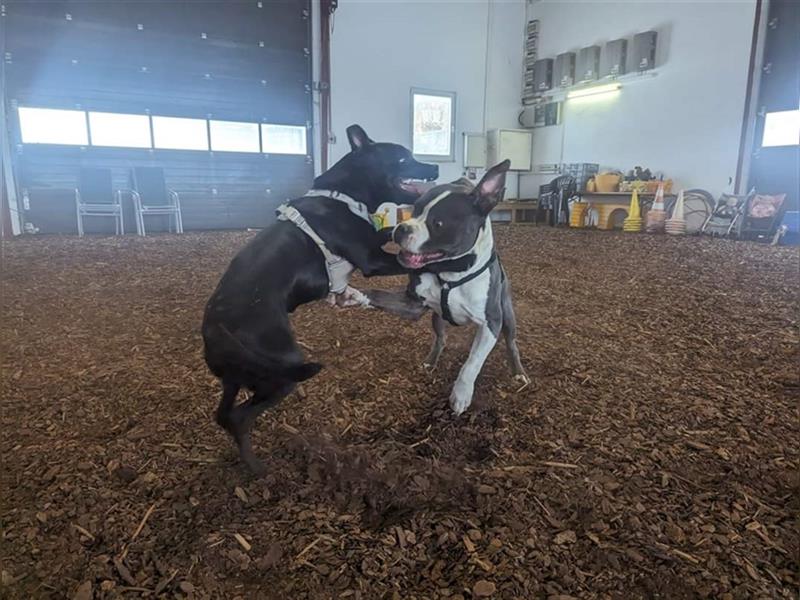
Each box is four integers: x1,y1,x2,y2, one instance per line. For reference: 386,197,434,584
449,324,498,415
327,285,372,308
361,288,428,321
343,238,409,277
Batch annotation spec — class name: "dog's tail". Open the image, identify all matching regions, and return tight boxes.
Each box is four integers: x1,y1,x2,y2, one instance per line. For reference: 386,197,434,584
204,323,323,383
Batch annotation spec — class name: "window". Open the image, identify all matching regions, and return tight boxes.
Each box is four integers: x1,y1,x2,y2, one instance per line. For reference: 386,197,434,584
411,89,455,161
18,107,88,146
762,109,800,147
88,112,151,148
152,116,209,151
261,124,307,155
210,120,260,153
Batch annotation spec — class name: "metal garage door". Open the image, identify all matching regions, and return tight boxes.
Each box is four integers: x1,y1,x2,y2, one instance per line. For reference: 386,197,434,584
2,0,313,233
747,0,799,211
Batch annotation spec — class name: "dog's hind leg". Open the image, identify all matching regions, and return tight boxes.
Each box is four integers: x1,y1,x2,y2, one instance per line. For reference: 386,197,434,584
500,282,529,387
215,378,241,434
423,312,446,371
228,378,297,474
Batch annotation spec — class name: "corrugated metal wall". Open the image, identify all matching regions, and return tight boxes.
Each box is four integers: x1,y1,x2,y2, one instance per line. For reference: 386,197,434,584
3,0,314,233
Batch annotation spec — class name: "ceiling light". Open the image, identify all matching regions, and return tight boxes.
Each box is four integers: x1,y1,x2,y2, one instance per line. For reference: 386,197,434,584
567,83,622,100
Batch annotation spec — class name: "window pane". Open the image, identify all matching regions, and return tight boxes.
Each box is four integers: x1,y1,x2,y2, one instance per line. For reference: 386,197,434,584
88,112,151,148
762,109,800,147
261,124,307,155
152,116,209,151
413,93,453,157
18,107,88,145
210,120,260,153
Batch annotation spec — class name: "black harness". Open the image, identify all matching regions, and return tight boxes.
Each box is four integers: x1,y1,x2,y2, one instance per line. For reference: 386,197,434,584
436,252,498,326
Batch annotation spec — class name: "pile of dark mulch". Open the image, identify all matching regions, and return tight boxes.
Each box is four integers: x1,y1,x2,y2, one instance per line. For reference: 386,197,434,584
1,227,797,599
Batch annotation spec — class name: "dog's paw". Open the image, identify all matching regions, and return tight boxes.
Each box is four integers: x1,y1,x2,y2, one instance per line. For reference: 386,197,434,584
329,286,372,308
513,372,531,392
449,383,473,416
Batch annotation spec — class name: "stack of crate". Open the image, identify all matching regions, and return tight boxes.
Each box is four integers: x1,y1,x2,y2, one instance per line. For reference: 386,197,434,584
561,163,599,191
522,20,540,104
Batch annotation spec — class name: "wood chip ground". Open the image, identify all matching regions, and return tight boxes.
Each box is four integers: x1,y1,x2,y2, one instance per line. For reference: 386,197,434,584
1,227,797,599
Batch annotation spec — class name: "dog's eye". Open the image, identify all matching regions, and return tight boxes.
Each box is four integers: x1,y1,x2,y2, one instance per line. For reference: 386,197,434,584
399,158,407,163
434,220,443,229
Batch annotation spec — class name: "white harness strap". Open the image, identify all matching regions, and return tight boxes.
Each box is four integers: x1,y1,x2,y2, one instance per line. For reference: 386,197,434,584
304,189,372,224
276,204,353,294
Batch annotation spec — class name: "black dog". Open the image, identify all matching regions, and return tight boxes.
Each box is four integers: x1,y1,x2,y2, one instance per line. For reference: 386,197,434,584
202,125,438,472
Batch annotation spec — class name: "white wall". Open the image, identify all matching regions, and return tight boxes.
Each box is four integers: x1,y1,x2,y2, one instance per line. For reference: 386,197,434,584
521,0,757,198
327,0,525,184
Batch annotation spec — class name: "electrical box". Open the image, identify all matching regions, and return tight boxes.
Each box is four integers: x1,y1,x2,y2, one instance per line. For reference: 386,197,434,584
554,52,576,87
519,103,562,128
633,30,657,71
522,20,540,103
486,129,532,172
532,58,553,92
576,45,601,82
603,38,627,77
462,132,486,168
538,102,562,127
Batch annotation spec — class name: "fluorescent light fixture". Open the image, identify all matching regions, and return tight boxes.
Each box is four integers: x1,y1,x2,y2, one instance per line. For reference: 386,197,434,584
567,83,621,100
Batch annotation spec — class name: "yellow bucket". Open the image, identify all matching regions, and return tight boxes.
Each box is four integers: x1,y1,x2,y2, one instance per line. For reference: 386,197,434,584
595,173,621,193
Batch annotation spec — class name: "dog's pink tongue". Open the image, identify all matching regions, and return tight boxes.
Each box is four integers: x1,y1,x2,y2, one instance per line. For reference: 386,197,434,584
404,253,426,269
402,181,435,196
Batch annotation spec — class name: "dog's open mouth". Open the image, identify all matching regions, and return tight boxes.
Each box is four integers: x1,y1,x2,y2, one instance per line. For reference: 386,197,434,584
397,178,432,196
399,250,445,269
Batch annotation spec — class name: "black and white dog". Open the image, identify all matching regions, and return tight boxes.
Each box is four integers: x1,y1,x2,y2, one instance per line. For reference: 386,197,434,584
366,160,529,414
202,125,437,472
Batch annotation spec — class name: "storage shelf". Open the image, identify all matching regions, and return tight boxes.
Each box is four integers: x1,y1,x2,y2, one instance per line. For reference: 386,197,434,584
581,191,674,197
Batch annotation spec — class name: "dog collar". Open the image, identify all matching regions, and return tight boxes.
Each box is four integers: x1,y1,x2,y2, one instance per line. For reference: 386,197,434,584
305,189,371,224
436,252,498,326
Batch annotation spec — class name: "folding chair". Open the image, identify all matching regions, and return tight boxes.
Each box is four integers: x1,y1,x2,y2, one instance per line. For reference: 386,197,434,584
130,167,184,236
700,189,754,237
75,167,124,236
739,193,787,242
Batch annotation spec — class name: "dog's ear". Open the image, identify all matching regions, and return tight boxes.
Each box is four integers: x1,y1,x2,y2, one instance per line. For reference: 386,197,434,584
346,125,373,151
451,177,475,190
473,159,510,215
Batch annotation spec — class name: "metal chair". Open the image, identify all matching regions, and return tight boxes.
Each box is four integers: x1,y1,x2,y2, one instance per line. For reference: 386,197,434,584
739,193,788,242
75,168,124,236
538,175,579,226
701,189,755,237
130,167,184,236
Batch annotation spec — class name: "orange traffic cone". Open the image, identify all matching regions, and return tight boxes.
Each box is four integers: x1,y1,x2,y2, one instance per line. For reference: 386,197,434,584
645,182,667,233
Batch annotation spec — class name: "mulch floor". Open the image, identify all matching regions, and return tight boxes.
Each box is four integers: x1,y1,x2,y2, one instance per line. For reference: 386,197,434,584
1,227,798,600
